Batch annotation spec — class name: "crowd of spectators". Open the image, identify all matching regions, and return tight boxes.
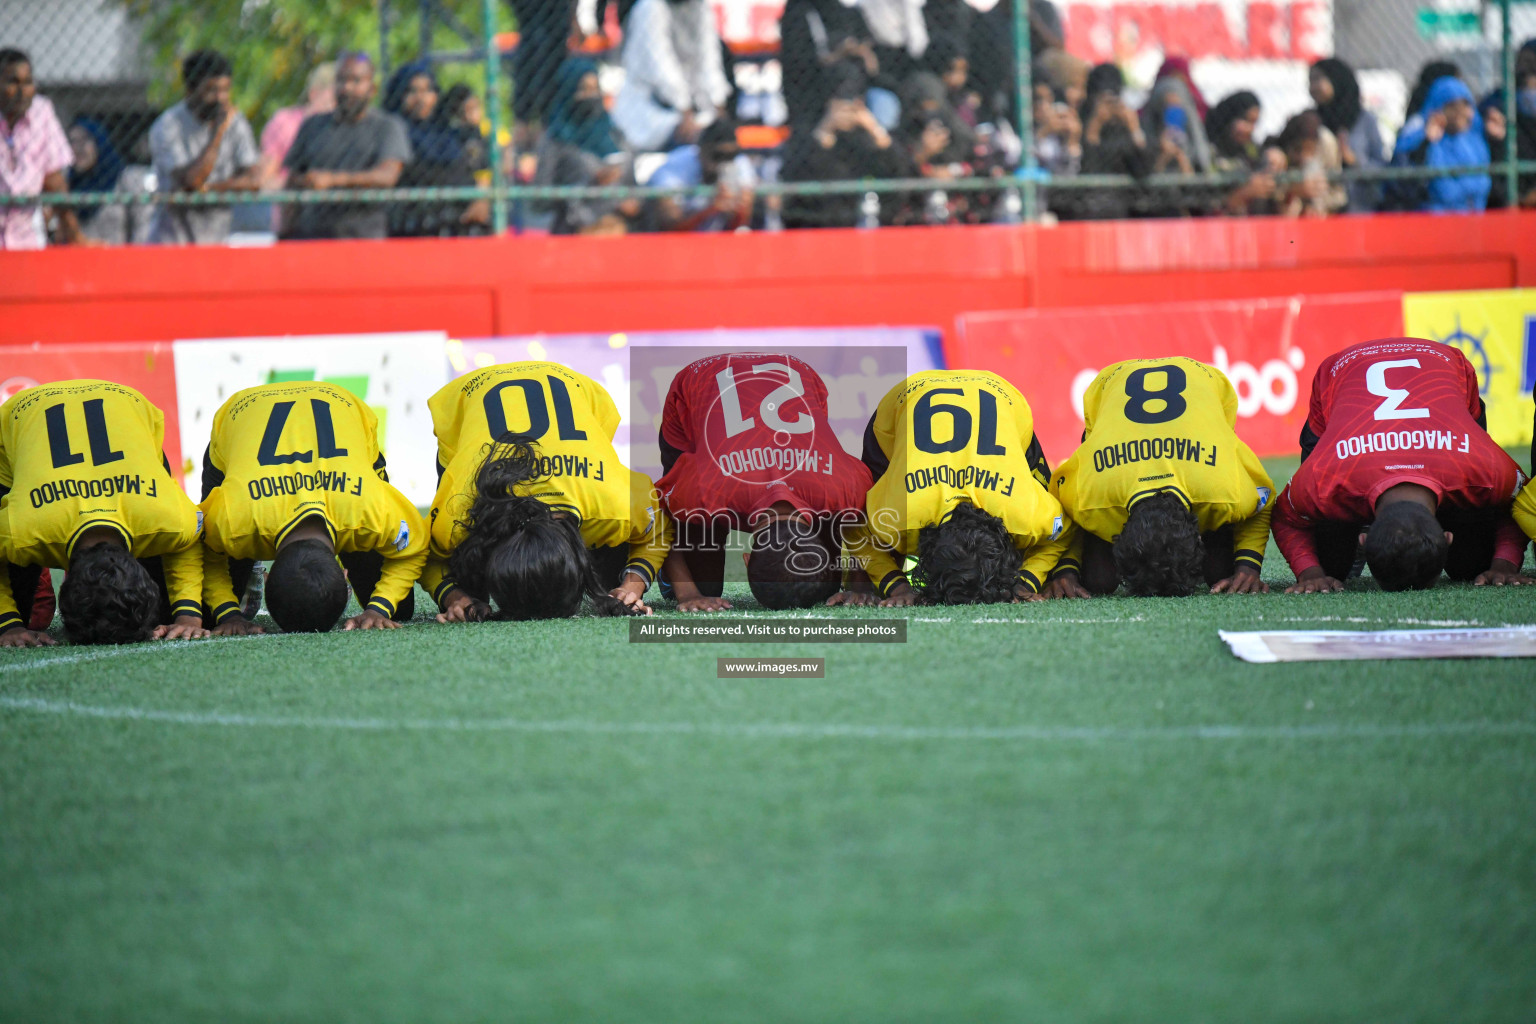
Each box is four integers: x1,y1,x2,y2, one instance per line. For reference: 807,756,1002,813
3,8,1536,249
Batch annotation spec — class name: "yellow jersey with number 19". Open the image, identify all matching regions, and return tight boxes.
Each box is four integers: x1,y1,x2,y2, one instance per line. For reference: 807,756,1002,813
0,380,203,631
1049,358,1274,576
853,370,1070,597
198,382,427,624
422,362,671,607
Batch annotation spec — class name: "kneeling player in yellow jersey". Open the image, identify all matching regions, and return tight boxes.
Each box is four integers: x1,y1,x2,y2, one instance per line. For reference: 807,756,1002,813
0,380,207,647
198,382,427,634
1044,358,1275,598
848,370,1072,606
423,362,670,620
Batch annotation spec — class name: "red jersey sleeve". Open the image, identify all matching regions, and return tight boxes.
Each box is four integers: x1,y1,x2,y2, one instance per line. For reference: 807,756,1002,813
1271,484,1323,577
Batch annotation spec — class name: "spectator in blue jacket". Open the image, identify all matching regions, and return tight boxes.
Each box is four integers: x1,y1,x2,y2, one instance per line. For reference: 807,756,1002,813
1390,76,1490,212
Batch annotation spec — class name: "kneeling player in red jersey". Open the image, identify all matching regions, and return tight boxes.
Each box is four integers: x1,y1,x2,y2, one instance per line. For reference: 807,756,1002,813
656,353,873,610
1273,338,1532,593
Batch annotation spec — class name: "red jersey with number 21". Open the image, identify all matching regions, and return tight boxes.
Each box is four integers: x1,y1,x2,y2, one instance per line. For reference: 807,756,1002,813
1273,339,1526,571
657,353,872,528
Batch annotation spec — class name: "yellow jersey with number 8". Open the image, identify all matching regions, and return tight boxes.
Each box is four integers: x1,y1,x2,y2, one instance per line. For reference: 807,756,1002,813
1049,358,1274,574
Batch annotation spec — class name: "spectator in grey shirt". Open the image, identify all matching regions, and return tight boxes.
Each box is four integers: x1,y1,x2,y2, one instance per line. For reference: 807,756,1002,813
148,49,261,244
283,52,411,239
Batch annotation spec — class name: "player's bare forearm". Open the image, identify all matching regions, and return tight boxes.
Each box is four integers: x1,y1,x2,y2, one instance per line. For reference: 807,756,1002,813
661,549,730,612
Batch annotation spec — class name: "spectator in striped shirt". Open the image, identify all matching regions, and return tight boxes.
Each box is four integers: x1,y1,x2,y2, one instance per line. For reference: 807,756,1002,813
0,48,84,249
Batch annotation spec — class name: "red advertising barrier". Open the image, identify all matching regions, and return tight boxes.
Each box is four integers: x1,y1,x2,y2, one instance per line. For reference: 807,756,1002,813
1,213,1532,348
0,343,184,472
951,292,1406,460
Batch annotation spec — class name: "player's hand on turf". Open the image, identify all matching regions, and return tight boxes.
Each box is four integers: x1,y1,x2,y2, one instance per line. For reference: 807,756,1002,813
1211,568,1269,595
1012,584,1045,603
1042,573,1091,600
1473,559,1536,587
435,588,492,623
211,614,265,636
826,590,877,607
343,610,403,631
879,582,918,608
677,595,732,613
609,583,653,615
1285,568,1344,594
0,626,56,647
153,615,210,640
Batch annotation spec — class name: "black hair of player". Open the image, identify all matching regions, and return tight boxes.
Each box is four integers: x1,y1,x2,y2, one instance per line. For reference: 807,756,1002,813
1363,501,1448,591
182,49,232,91
748,518,841,609
449,437,636,619
911,502,1017,604
58,543,159,645
1114,492,1205,597
0,48,30,73
265,532,349,632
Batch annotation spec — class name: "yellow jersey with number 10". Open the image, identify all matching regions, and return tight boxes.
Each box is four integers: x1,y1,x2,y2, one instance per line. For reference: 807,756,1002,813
856,370,1069,596
1050,358,1274,575
423,362,670,606
198,382,427,623
0,380,203,630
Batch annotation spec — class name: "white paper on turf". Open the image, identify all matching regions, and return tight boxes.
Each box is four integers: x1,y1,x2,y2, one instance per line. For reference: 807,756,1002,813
1220,627,1536,664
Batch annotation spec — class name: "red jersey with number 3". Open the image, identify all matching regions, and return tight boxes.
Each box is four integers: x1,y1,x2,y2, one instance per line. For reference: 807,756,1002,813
1273,339,1527,573
657,353,872,528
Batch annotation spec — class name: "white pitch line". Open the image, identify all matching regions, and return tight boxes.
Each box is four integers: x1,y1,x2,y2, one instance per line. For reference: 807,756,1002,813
0,633,288,674
0,695,1532,743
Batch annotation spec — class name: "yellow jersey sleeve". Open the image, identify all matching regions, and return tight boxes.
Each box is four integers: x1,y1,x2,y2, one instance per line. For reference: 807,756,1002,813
1514,479,1536,543
202,543,242,625
845,520,905,598
622,474,671,586
1230,441,1275,573
343,498,428,619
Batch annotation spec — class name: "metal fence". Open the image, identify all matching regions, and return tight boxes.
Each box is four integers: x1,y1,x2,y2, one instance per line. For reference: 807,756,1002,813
2,0,1534,246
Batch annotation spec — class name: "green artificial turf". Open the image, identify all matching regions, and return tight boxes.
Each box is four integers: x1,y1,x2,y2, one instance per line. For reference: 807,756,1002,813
3,459,1535,1022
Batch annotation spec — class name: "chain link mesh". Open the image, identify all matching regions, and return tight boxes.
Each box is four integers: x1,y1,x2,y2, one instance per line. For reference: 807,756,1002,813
1,0,1532,245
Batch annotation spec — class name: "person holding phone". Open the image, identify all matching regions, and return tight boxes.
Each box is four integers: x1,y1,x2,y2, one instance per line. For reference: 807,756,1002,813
147,49,261,245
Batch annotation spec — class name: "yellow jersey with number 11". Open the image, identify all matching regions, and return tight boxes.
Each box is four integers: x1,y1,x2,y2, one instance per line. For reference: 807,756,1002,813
0,380,203,631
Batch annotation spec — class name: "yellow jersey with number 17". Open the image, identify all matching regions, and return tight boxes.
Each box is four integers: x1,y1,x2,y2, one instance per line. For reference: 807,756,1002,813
422,362,671,607
198,382,427,624
1049,358,1274,576
853,370,1070,596
0,380,203,631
